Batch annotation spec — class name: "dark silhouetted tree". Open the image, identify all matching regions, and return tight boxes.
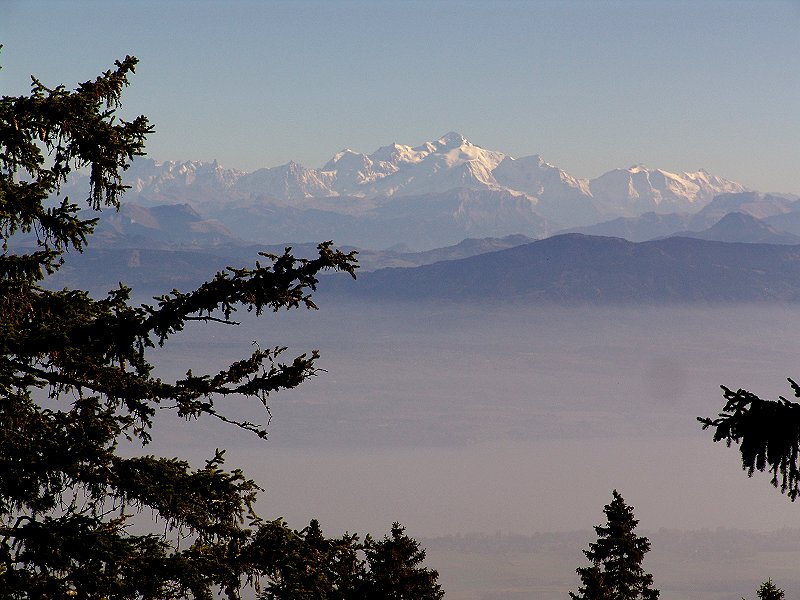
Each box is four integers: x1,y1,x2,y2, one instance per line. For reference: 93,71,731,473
0,55,442,599
746,579,785,600
252,518,363,600
360,522,444,600
253,520,443,600
570,490,659,600
699,381,800,501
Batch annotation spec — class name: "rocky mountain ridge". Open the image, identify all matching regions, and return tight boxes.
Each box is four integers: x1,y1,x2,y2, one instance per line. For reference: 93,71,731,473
86,133,750,241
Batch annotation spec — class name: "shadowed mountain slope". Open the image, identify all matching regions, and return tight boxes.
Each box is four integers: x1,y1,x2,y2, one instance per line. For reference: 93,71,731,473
559,212,693,242
92,203,244,248
670,212,800,245
688,192,799,230
324,234,800,303
46,235,537,294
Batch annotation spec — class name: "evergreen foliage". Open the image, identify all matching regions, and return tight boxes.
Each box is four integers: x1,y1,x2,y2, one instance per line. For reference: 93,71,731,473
699,382,800,501
0,56,443,599
747,579,785,600
360,522,444,600
252,519,364,599
255,520,443,600
570,490,659,600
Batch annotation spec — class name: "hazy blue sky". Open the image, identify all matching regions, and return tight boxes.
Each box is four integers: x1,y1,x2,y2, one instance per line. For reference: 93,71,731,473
3,0,799,194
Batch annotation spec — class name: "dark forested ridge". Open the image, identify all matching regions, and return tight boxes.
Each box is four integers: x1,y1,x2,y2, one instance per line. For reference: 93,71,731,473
322,234,800,303
53,233,800,303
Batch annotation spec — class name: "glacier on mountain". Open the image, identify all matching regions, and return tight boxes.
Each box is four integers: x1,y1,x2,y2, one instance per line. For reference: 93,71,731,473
93,132,751,243
119,133,745,211
589,165,747,216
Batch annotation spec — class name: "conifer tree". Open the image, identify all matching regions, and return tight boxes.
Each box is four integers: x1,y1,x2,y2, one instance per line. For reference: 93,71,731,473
254,520,444,600
699,382,800,501
570,490,659,600
747,579,785,600
361,523,444,600
0,55,442,599
254,519,364,600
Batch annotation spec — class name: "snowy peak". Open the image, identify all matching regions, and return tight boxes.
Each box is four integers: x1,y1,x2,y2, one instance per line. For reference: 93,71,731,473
413,132,504,170
434,131,470,149
688,168,748,195
235,161,336,199
589,165,747,217
377,133,505,195
493,154,590,197
322,148,367,171
312,132,506,197
114,135,751,230
321,149,378,189
369,142,423,165
124,158,243,201
491,154,597,225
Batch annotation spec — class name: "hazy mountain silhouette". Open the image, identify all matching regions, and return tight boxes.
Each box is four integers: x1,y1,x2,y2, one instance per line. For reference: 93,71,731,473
763,212,800,237
323,234,800,303
91,203,244,248
670,212,800,245
688,192,799,230
559,212,693,242
209,187,555,250
47,234,537,293
352,234,536,270
559,193,800,243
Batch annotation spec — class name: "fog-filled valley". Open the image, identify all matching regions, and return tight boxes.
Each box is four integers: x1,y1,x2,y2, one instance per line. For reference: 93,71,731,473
135,298,800,599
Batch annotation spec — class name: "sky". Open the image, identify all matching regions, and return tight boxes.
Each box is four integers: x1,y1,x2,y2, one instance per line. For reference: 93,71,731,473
2,0,799,195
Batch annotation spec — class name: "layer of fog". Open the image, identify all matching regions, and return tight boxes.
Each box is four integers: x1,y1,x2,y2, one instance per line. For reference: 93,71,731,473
141,301,800,538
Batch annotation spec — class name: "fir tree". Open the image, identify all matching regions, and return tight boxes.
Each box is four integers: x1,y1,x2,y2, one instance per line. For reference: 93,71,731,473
570,490,659,600
699,382,800,501
0,54,442,599
747,579,785,600
254,521,444,600
361,523,444,600
254,519,364,600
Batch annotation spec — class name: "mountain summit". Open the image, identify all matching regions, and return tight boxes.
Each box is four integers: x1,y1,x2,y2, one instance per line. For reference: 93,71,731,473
122,133,744,213
85,133,756,247
119,133,744,218
435,131,470,148
589,165,746,216
316,131,507,197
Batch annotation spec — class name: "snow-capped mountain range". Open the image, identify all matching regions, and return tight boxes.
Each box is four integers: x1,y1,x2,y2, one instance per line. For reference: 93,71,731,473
123,133,744,212
92,132,761,249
